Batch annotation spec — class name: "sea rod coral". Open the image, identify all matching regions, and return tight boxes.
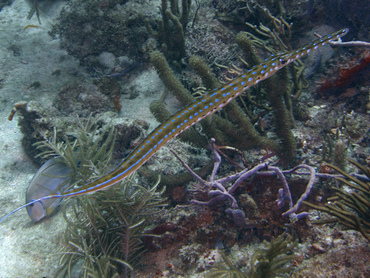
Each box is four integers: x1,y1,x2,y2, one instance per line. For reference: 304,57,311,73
171,139,316,225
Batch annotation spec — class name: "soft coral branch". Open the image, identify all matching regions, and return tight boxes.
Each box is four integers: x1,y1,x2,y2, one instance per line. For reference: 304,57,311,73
171,139,318,225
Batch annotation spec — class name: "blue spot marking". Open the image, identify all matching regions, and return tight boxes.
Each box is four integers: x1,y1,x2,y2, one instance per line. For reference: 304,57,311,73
199,110,203,113
194,104,197,107
172,119,175,122
205,106,208,109
202,99,206,102
159,129,162,132
215,99,219,102
195,113,198,116
252,71,256,74
234,87,238,91
147,140,150,144
137,149,141,153
221,87,225,91
185,119,188,123
151,136,155,139
177,115,181,118
227,92,230,95
153,145,157,149
263,64,267,68
211,92,217,97
172,129,175,132
155,133,158,136
241,81,245,85
142,145,145,148
189,107,192,110
248,78,252,82
272,63,276,66
177,125,180,129
242,75,245,78
165,135,168,138
190,116,193,119
223,93,226,97
261,70,265,74
210,103,213,105
229,83,233,86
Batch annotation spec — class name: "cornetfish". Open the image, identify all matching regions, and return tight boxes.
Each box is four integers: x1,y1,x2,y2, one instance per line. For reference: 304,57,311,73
0,28,349,223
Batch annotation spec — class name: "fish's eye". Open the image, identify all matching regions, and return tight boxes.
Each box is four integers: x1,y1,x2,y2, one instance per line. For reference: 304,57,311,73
29,199,38,207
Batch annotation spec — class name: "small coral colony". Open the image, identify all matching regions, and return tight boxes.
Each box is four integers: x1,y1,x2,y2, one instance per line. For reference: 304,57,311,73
3,0,370,277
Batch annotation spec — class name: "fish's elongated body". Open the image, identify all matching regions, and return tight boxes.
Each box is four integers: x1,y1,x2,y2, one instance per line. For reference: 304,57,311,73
0,28,348,222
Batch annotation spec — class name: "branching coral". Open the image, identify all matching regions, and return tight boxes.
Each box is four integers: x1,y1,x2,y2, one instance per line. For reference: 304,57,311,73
57,175,166,278
304,159,370,242
205,234,298,278
145,0,192,63
171,139,316,223
148,1,313,163
234,5,310,161
149,50,279,158
147,2,285,156
27,0,42,23
34,115,116,188
34,115,167,277
321,133,348,171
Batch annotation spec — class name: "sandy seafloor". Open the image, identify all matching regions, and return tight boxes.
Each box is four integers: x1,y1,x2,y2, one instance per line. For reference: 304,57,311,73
0,1,69,277
0,1,165,277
